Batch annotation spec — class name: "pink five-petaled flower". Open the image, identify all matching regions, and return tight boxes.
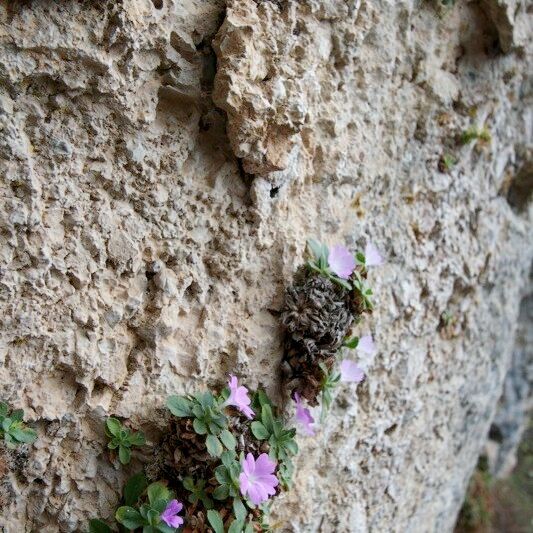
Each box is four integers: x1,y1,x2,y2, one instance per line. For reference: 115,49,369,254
225,375,255,419
364,242,383,267
340,360,365,383
358,334,376,355
293,392,316,436
328,245,356,279
160,499,184,529
239,453,279,505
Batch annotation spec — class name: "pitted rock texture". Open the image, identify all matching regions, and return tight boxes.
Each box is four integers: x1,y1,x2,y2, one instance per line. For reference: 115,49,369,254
0,0,532,532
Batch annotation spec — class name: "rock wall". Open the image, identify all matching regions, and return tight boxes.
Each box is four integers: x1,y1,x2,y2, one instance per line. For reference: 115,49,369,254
0,0,531,531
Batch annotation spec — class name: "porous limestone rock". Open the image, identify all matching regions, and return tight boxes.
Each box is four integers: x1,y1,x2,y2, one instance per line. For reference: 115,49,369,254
0,0,532,531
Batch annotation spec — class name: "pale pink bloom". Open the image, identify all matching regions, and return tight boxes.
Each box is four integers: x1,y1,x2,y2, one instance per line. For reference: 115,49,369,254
160,499,184,528
365,242,383,267
328,245,356,279
239,453,279,505
358,334,376,355
340,360,365,383
293,392,315,436
225,375,254,419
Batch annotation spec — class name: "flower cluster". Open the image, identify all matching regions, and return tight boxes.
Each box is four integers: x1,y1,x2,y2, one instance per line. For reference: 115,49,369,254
89,237,383,533
282,238,383,425
90,376,295,533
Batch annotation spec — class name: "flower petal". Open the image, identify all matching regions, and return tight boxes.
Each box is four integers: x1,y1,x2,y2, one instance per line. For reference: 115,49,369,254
328,245,356,279
365,242,383,267
340,360,365,383
358,334,376,355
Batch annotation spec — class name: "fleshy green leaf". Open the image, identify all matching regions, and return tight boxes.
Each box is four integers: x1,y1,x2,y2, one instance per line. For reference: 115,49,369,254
260,405,275,433
207,510,225,533
118,445,131,465
147,482,170,506
183,477,195,492
213,484,229,500
11,409,24,422
115,506,145,529
106,417,122,438
233,498,247,522
228,519,245,533
206,434,223,457
251,421,269,440
0,402,8,418
124,472,148,507
307,238,323,261
193,418,208,435
219,429,236,450
11,427,37,444
166,396,193,417
128,431,146,447
343,336,359,349
88,519,114,533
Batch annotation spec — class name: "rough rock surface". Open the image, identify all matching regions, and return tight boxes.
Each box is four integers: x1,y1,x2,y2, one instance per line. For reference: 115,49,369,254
0,0,531,532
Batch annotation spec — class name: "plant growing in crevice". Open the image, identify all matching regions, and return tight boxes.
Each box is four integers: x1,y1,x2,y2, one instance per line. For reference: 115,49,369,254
105,417,146,465
460,125,491,145
0,401,37,449
281,239,381,405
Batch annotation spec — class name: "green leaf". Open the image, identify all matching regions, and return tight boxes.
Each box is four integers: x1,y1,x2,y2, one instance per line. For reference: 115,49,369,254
228,519,245,533
343,336,359,349
88,519,114,533
307,238,323,261
2,418,12,432
220,450,236,469
124,472,148,506
115,506,145,529
219,429,236,450
215,465,230,485
0,402,8,418
284,439,298,455
118,445,131,465
106,417,122,437
11,409,24,422
146,508,160,525
11,427,37,444
193,418,208,435
156,524,176,533
356,251,366,264
260,405,275,433
147,482,170,506
182,477,195,492
213,484,229,500
207,510,225,533
198,391,215,409
330,276,352,290
251,421,269,440
206,434,223,457
128,431,146,447
233,498,247,522
244,522,254,533
166,395,193,417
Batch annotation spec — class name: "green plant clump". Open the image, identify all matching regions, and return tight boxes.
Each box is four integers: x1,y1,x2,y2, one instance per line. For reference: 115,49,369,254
105,417,146,465
0,401,37,449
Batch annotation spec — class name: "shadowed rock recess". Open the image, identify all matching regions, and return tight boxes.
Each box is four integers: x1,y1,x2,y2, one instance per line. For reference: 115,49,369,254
0,0,531,532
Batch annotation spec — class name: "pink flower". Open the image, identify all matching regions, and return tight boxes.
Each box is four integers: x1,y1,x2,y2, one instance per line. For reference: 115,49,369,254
340,360,365,383
328,245,356,279
239,453,279,505
365,242,383,267
293,392,315,436
358,334,376,355
160,499,184,528
225,375,254,419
